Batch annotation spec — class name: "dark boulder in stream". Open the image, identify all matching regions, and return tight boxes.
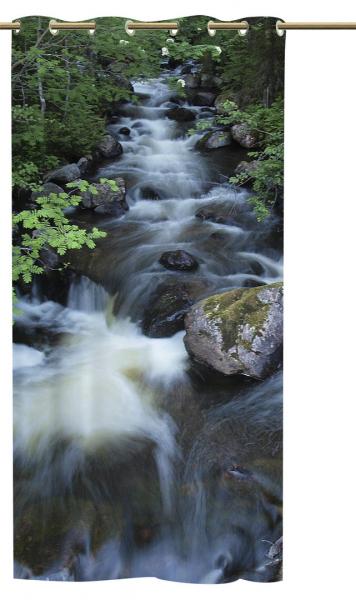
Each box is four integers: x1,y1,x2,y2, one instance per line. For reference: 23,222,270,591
95,134,123,159
184,283,283,379
142,277,211,337
166,107,196,122
159,250,199,272
79,176,128,216
119,127,131,136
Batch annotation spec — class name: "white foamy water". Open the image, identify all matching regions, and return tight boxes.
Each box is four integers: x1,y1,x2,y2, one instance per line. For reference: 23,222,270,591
14,291,187,456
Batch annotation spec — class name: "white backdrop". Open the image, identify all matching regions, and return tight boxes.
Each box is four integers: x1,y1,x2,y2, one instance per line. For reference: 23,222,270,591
1,1,356,598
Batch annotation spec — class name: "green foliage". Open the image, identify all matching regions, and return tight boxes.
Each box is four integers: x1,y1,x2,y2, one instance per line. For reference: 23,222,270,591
12,17,171,190
223,99,284,220
97,178,120,192
167,40,223,62
13,182,107,286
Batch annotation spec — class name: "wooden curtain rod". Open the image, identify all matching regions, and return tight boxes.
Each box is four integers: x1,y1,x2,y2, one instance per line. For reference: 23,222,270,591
2,20,356,33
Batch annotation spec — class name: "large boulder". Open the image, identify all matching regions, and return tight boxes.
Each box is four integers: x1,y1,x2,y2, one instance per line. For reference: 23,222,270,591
95,134,123,159
184,283,283,379
79,176,128,216
196,130,232,151
159,250,199,272
166,107,196,122
142,277,211,338
44,164,81,185
231,124,260,149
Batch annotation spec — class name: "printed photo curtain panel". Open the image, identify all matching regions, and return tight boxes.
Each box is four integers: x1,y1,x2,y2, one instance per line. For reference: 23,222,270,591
12,15,284,583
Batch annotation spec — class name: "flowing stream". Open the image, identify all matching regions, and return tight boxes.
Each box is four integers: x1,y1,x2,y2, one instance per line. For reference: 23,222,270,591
13,68,283,583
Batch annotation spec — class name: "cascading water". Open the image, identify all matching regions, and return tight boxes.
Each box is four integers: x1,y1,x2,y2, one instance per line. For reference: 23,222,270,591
13,68,282,583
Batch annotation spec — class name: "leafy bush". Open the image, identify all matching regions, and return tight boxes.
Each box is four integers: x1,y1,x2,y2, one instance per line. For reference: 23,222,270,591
13,181,107,286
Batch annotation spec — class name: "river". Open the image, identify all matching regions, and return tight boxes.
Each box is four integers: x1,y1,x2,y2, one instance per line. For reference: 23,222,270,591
13,66,283,583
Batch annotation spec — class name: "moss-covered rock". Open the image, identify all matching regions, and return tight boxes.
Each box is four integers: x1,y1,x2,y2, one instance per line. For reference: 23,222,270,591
184,283,283,379
196,130,232,151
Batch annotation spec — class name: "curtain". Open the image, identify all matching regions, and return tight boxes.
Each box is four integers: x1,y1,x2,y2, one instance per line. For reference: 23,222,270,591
12,15,284,583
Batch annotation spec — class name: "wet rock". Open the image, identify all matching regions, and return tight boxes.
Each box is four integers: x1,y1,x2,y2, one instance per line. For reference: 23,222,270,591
142,277,211,337
231,124,260,149
165,101,180,109
40,245,61,271
159,250,199,272
119,127,131,135
77,156,91,176
196,130,232,151
30,182,64,205
95,134,123,159
166,107,196,122
194,91,216,106
80,176,128,216
234,159,259,182
184,283,283,379
182,73,201,88
267,536,283,563
109,115,120,124
44,164,81,185
214,92,240,114
195,205,240,227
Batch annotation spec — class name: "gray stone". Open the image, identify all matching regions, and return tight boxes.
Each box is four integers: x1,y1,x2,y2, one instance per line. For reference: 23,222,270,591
231,124,260,149
44,164,81,184
184,283,283,379
80,176,128,216
196,130,232,150
96,134,123,159
77,156,90,176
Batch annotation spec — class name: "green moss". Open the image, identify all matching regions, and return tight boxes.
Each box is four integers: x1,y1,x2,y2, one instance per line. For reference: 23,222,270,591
201,283,282,354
